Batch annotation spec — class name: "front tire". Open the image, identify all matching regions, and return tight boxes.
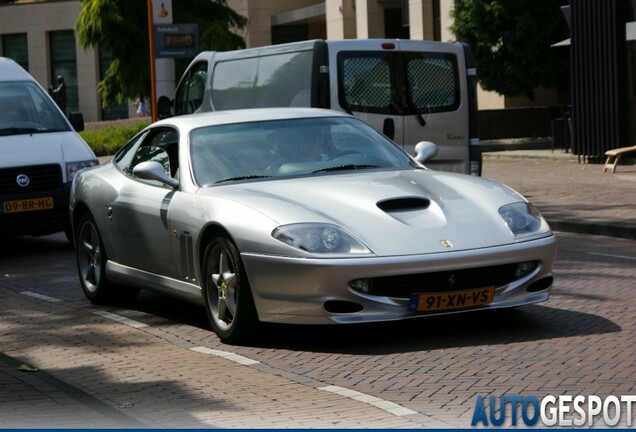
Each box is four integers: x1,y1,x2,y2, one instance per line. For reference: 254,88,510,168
75,213,139,304
203,236,258,344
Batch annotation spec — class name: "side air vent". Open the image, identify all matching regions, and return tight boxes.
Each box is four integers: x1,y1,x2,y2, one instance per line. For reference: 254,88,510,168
377,197,430,212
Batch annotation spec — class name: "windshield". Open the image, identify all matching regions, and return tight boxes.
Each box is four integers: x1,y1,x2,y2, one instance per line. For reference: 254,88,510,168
190,116,417,185
0,81,70,136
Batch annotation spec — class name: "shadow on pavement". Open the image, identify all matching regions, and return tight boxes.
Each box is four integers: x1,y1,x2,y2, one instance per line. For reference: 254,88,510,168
249,305,620,354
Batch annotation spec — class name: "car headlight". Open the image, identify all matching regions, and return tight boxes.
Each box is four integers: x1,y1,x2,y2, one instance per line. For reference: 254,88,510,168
272,223,372,255
66,159,99,181
499,202,551,239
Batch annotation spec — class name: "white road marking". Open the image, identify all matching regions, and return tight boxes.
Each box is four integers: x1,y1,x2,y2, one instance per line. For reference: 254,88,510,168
319,385,418,417
20,291,63,303
93,310,149,328
189,346,260,366
588,252,636,260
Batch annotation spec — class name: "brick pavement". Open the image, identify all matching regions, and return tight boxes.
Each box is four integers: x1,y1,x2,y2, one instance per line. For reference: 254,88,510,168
0,286,427,428
1,149,635,428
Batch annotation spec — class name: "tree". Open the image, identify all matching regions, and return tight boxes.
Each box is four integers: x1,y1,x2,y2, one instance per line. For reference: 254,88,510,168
75,0,247,106
450,0,570,102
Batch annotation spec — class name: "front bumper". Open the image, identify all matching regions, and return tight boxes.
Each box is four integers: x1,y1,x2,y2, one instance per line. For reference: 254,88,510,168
241,235,556,324
0,183,71,236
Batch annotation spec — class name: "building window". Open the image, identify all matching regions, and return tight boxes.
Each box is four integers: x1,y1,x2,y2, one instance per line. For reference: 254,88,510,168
49,30,78,115
2,33,28,70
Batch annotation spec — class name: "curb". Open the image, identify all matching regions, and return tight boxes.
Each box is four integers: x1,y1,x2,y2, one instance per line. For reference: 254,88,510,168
547,220,636,241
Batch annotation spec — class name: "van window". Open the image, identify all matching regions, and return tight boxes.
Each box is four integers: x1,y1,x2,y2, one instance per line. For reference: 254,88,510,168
211,57,258,110
175,60,208,115
211,51,314,110
338,51,460,116
255,51,313,107
339,54,394,114
405,53,459,113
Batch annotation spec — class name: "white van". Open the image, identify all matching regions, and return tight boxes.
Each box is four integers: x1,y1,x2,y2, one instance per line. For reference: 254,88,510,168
169,39,481,175
0,57,98,240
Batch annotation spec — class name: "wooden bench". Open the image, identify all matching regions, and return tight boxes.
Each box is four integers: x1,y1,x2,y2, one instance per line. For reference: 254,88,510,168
603,144,636,173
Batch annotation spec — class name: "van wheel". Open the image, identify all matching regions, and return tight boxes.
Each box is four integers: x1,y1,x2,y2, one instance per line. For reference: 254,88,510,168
75,213,139,304
202,236,258,344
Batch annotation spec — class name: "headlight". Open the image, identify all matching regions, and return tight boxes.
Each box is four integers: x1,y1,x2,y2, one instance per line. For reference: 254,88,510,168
272,223,372,255
66,159,99,181
499,202,551,239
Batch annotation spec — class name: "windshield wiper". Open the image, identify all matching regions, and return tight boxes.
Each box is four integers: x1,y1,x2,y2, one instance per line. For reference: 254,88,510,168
0,127,44,136
312,164,379,173
212,175,272,184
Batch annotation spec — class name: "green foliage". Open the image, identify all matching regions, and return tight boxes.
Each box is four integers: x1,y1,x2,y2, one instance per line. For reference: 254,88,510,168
75,0,247,106
79,121,150,156
451,0,570,101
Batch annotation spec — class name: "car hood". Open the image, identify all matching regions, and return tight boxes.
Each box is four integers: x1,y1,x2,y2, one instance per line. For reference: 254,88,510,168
0,131,95,174
203,169,537,256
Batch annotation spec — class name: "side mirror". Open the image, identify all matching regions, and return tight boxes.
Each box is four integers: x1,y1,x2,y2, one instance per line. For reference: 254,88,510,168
414,141,439,164
157,95,173,119
132,161,179,188
383,118,395,140
68,112,85,132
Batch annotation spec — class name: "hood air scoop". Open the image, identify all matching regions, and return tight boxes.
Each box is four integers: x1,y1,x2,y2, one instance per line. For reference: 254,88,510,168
377,197,430,213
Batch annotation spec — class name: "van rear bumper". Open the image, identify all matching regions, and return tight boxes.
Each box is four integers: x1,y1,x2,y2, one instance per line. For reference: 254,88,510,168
469,144,483,176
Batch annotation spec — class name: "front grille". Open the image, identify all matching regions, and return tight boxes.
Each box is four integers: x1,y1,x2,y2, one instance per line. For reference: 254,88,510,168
0,164,63,195
367,262,537,298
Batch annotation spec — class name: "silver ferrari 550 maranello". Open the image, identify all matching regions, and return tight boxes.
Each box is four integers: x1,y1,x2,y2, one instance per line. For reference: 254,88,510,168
70,108,556,344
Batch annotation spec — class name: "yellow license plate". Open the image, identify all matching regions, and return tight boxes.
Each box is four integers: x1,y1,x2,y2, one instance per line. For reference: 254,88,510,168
2,197,54,214
410,286,495,312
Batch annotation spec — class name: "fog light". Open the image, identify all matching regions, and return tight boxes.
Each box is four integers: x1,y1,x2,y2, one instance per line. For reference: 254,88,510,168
350,279,371,293
514,261,537,278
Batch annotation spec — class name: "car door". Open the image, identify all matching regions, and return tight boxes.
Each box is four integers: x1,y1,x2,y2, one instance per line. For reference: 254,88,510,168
108,127,180,278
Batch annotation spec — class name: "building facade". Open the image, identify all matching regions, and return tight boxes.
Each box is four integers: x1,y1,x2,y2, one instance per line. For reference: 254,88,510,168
0,0,557,123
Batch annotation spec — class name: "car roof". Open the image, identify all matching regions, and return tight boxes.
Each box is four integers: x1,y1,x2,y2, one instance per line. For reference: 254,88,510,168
154,107,353,130
0,57,34,82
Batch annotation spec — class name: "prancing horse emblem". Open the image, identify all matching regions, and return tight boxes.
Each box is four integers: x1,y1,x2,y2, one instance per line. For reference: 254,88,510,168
441,240,453,248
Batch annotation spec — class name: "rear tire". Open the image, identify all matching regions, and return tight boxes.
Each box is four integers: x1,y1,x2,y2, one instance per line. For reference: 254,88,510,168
202,236,258,344
75,213,139,304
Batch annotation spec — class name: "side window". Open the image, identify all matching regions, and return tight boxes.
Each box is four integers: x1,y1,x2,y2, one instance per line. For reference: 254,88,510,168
405,53,460,113
175,60,208,115
338,53,395,114
210,57,258,110
130,146,172,181
115,128,178,183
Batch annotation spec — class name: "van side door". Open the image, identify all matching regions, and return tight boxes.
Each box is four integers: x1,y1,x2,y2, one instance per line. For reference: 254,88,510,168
334,48,405,148
399,40,470,174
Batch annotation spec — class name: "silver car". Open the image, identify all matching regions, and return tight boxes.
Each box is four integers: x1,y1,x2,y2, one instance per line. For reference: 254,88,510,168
70,108,556,344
